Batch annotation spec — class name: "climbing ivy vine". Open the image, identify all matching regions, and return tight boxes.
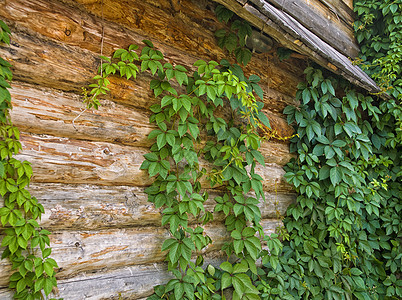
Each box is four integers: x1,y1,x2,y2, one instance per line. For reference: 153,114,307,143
85,37,279,299
83,2,401,299
277,66,401,299
0,20,59,300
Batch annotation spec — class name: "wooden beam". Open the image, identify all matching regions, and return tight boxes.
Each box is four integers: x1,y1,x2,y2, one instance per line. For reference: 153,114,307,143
6,183,294,230
0,262,174,299
214,0,380,94
267,0,359,58
318,0,355,25
0,219,282,287
16,133,293,192
10,82,295,150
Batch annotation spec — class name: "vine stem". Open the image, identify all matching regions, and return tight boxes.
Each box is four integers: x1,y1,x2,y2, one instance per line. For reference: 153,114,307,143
73,0,105,130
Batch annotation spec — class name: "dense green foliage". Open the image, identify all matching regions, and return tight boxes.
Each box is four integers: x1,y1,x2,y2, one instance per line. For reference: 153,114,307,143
354,0,402,100
254,1,402,298
276,67,401,299
0,21,59,299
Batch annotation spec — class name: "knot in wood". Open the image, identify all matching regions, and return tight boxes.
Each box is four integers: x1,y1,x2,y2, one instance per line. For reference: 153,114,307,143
64,28,72,36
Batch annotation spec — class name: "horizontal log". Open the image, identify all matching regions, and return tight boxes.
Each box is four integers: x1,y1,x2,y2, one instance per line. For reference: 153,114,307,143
16,133,293,191
0,263,173,299
0,219,282,287
10,82,295,150
0,252,232,300
0,0,303,99
10,82,153,147
9,183,294,230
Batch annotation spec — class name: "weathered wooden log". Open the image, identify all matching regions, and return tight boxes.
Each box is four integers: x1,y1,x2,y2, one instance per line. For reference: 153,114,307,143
0,219,282,287
318,0,355,25
0,262,173,299
4,183,294,230
267,0,359,58
0,252,231,300
10,82,295,149
16,133,292,192
10,82,154,147
0,0,303,98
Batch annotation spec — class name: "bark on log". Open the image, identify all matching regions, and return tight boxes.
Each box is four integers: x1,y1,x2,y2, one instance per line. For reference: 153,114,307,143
4,183,294,230
0,219,282,287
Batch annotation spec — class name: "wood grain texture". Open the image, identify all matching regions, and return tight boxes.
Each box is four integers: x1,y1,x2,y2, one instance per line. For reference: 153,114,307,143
9,183,294,230
9,82,295,148
237,0,380,94
0,254,229,300
0,263,174,299
0,0,303,298
318,0,355,25
0,0,304,98
16,133,292,191
267,0,358,57
0,219,282,287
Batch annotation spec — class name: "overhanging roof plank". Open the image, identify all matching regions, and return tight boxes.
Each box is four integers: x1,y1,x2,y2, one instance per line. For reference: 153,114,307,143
267,0,359,58
213,0,380,94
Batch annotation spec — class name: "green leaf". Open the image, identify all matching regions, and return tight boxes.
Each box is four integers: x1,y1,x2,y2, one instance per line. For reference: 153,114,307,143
330,167,342,186
221,272,232,290
142,39,154,48
43,277,54,296
43,261,54,276
220,261,233,273
144,152,158,162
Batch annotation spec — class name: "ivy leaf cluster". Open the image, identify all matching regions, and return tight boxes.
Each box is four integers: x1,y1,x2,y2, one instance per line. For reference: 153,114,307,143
0,20,60,300
214,5,253,66
354,0,402,100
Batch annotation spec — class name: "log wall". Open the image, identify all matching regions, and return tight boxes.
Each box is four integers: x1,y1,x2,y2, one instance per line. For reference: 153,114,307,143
0,0,322,298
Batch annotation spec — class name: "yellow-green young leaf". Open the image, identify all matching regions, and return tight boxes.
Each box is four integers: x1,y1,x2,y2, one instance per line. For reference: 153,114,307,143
221,272,232,290
24,259,33,271
232,276,246,295
43,261,54,277
175,70,187,86
43,277,54,296
16,278,26,293
42,247,51,258
233,239,244,254
0,161,4,177
244,240,258,259
233,260,248,274
207,264,215,276
34,277,44,293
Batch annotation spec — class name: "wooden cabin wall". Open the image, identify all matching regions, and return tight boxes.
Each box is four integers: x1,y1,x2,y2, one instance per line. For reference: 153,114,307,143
0,0,308,298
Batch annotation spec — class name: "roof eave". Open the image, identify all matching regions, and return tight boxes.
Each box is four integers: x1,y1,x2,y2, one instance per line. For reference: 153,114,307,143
213,0,384,96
